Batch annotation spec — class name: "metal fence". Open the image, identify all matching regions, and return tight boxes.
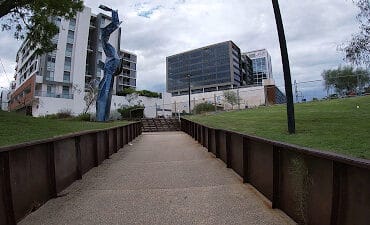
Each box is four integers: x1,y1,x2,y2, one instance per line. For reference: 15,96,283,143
181,118,370,225
0,122,142,225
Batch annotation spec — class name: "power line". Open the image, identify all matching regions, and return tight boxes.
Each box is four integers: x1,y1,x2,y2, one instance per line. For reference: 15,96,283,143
0,58,11,83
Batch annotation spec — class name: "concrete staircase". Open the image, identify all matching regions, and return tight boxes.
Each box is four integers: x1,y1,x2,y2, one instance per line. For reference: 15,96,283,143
141,118,181,132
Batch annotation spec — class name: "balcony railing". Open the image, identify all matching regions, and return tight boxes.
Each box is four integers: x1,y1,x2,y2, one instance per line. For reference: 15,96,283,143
35,91,73,99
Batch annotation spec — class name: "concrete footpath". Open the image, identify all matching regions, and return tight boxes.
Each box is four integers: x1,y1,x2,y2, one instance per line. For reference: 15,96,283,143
20,132,295,225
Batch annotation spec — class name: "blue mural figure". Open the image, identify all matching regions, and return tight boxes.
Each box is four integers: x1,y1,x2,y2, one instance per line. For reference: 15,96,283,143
96,5,123,122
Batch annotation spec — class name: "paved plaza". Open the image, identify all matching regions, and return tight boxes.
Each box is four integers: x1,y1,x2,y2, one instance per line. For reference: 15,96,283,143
20,132,295,225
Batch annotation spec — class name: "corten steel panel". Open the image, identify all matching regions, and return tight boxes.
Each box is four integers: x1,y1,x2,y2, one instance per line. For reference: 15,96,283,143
209,129,217,155
108,130,115,156
249,140,273,201
129,125,132,142
229,133,243,177
122,127,128,146
79,134,96,175
9,145,51,221
96,132,106,164
54,138,78,193
338,166,370,225
191,122,197,140
204,128,209,149
117,128,123,149
0,173,6,225
218,131,227,164
198,125,202,144
0,153,12,225
280,150,333,225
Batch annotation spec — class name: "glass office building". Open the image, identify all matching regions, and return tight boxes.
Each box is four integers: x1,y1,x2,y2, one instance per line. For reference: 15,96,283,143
166,41,243,96
244,49,273,85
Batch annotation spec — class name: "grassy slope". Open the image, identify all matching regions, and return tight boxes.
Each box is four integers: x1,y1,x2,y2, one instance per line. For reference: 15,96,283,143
0,111,128,147
187,96,370,159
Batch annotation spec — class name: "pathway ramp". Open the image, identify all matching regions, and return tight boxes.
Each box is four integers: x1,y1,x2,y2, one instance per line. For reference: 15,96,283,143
20,132,295,225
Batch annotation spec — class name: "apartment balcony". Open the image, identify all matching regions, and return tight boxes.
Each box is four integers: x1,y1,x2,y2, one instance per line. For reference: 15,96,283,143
36,75,43,83
35,91,73,99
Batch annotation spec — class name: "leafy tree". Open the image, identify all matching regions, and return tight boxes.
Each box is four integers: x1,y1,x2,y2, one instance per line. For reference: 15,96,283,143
83,79,99,114
339,0,369,66
322,66,369,95
0,0,83,54
116,87,136,96
223,90,238,109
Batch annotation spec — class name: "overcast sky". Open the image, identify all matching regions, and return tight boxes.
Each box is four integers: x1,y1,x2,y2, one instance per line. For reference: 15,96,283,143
0,0,360,99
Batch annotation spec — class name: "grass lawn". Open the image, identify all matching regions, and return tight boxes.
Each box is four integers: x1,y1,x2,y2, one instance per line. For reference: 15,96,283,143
187,96,370,159
0,111,129,147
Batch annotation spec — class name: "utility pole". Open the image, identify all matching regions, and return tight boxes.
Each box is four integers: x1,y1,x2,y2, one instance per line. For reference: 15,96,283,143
237,88,240,110
186,74,191,114
162,92,165,117
174,101,177,115
294,80,298,102
214,94,217,111
155,103,158,118
272,0,296,134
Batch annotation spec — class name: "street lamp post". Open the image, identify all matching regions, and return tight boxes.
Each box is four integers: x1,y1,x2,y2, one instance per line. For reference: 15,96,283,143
186,74,191,114
272,0,296,134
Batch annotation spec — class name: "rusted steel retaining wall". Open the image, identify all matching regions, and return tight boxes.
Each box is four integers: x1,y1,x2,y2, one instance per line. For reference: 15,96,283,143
0,122,142,225
181,118,370,225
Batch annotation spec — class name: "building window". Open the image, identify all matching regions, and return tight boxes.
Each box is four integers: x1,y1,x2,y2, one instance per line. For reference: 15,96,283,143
67,30,75,44
64,57,71,71
65,43,73,57
69,19,76,30
46,85,54,97
46,71,54,81
62,86,69,98
63,71,70,82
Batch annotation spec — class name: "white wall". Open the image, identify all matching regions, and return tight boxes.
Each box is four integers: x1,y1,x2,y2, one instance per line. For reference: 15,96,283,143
171,86,266,113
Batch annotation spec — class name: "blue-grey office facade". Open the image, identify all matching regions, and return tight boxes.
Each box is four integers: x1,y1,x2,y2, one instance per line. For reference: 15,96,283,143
166,41,244,96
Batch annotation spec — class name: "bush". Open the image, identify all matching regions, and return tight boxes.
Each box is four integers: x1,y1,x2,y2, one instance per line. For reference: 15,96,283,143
109,111,122,121
76,113,91,121
116,87,136,96
193,102,215,114
44,114,58,119
116,88,161,98
136,90,161,98
56,109,73,119
117,105,145,119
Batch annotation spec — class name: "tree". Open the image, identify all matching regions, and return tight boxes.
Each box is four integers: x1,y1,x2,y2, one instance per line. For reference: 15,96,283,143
83,79,98,114
339,0,369,66
322,66,370,95
0,0,83,54
223,90,238,110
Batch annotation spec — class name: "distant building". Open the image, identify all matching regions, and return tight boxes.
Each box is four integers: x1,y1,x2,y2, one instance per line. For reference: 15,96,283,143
241,54,254,85
9,6,136,116
117,50,137,92
244,49,273,85
0,89,9,111
166,41,245,96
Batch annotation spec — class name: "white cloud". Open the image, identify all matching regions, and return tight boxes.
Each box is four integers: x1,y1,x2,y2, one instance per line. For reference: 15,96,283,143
0,0,359,98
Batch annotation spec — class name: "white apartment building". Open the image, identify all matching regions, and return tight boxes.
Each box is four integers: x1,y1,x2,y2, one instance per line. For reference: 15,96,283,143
1,89,9,111
244,49,273,85
9,6,137,116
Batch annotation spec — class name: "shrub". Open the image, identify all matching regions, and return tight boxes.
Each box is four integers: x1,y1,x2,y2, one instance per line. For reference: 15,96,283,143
116,87,136,96
56,109,73,119
116,88,161,98
193,102,215,114
109,111,122,121
76,113,91,121
118,105,145,119
44,114,58,119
